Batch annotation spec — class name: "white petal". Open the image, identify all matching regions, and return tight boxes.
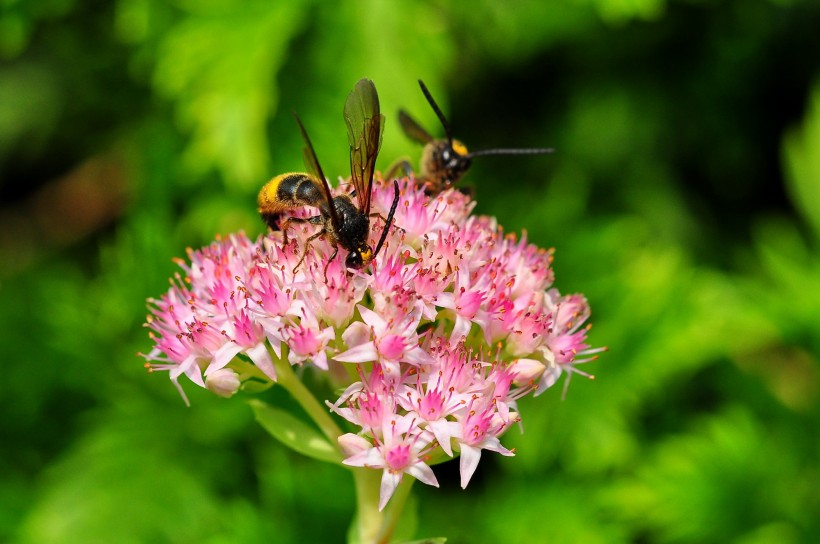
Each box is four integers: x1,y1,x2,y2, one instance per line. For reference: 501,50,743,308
313,349,328,370
379,470,403,511
428,419,456,457
334,342,379,363
333,381,365,406
357,304,386,331
534,351,561,396
480,436,515,457
173,354,205,388
451,316,472,341
434,292,455,311
406,462,439,488
459,444,482,489
403,346,436,366
341,321,370,348
208,343,243,375
342,446,383,468
244,342,277,381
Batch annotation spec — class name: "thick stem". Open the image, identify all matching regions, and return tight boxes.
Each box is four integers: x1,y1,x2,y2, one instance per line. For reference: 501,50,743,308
273,349,344,447
379,476,415,542
350,469,415,544
269,350,415,544
351,468,383,544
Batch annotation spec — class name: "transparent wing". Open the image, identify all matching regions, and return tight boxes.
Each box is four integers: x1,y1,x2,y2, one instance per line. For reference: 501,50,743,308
398,109,435,145
344,78,384,216
293,112,338,228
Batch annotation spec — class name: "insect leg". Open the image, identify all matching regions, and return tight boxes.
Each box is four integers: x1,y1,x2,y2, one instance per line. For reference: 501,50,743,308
323,245,339,282
293,227,327,275
384,158,415,181
280,215,324,246
260,212,282,231
372,179,401,259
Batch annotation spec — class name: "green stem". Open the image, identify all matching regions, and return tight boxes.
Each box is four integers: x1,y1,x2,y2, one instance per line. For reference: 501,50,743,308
379,476,415,542
351,468,383,544
350,469,415,544
273,349,344,447
268,350,415,543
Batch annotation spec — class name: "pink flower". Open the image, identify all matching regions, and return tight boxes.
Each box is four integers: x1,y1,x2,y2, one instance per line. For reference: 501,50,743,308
340,413,439,511
334,305,434,377
142,176,602,507
434,269,489,341
283,302,336,370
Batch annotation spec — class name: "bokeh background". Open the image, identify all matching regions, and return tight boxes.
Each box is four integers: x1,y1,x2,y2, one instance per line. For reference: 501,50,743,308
2,1,819,542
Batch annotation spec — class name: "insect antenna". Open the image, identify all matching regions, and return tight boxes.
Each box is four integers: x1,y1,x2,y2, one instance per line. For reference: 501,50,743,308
417,80,455,146
467,147,555,158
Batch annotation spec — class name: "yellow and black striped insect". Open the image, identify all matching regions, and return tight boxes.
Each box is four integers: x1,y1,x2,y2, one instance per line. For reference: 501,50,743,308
258,78,400,275
397,79,554,194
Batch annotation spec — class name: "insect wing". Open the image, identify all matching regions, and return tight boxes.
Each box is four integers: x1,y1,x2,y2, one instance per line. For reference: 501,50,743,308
398,109,435,145
292,112,339,228
344,78,384,216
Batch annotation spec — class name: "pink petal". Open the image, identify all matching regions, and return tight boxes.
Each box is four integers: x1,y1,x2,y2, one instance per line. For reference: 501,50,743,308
377,334,406,360
457,290,484,318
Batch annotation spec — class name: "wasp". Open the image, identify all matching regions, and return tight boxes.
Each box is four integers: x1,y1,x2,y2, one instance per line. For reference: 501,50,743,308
395,79,554,194
258,78,400,276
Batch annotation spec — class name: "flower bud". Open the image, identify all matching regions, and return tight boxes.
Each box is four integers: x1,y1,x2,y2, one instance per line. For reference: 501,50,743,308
338,433,371,457
205,369,241,398
511,358,547,385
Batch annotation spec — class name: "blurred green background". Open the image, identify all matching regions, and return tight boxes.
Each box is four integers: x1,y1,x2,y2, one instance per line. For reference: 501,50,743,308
2,0,819,542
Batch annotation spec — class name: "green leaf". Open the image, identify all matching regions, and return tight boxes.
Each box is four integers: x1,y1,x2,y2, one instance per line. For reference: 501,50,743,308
248,399,341,465
152,1,310,189
783,82,820,239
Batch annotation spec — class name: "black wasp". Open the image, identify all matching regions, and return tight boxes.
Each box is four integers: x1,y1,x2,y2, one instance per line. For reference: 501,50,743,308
257,78,400,276
396,79,554,194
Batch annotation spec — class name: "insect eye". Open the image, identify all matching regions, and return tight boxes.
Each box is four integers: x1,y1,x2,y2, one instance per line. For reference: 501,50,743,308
345,250,364,269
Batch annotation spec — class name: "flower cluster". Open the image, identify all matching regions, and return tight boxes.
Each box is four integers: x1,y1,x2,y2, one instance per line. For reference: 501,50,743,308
143,176,602,509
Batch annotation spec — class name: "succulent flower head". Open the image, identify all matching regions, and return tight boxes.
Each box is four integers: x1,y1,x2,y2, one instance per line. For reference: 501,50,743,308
142,176,603,509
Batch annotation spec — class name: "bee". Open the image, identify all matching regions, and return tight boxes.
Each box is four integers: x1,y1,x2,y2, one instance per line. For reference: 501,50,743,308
397,79,554,194
258,78,400,276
